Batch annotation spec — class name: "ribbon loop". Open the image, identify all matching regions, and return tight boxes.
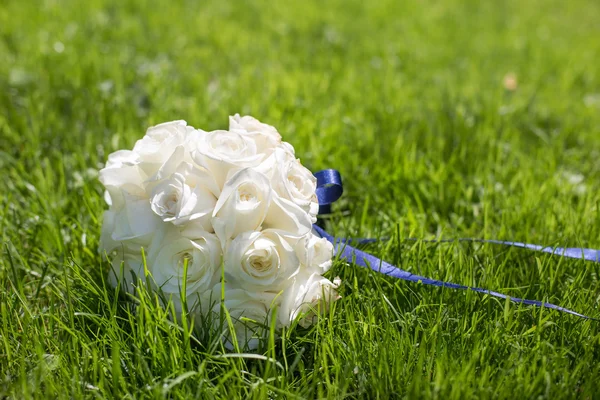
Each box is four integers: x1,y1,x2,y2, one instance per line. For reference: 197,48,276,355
314,169,343,215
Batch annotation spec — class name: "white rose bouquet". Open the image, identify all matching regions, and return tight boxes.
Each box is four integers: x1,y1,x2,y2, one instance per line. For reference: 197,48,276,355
99,115,340,349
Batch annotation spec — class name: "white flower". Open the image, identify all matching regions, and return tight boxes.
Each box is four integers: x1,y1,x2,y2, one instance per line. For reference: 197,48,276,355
107,251,146,294
99,115,340,350
99,150,147,209
281,160,319,220
280,271,341,328
212,168,313,242
191,129,265,188
229,114,282,153
261,194,313,238
148,230,221,296
99,210,123,254
265,148,319,221
99,196,161,253
225,230,300,290
203,284,277,350
297,232,334,273
143,145,185,191
149,162,219,230
133,120,192,175
229,114,281,140
211,168,272,241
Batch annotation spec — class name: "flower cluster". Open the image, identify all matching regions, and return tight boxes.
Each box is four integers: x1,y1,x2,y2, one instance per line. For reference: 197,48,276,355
99,115,340,349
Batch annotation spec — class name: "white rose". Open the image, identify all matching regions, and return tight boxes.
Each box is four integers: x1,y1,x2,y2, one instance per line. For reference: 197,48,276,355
148,230,222,297
133,120,192,176
99,210,122,254
149,162,219,230
264,148,319,221
203,284,277,350
229,114,281,140
211,168,272,242
281,160,318,220
107,251,146,295
224,230,300,290
212,168,313,242
99,210,116,253
281,141,296,155
229,114,282,153
142,144,185,191
99,195,161,252
261,194,313,238
191,129,265,188
99,150,147,209
280,271,341,328
296,232,334,273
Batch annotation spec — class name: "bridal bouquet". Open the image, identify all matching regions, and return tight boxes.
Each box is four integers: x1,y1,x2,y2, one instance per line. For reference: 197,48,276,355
100,115,595,351
99,116,340,349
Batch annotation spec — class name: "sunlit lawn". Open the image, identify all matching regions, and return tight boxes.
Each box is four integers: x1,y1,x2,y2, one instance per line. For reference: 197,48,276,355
2,0,600,398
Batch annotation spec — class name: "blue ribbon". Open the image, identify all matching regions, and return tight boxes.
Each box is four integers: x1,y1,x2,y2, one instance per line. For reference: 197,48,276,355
313,169,597,320
314,169,343,215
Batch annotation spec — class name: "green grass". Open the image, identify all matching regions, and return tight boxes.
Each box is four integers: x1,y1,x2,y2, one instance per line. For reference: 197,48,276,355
2,0,600,398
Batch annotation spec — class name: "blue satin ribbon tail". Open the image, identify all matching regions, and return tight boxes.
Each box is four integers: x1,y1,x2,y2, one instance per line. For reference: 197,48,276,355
313,224,594,320
312,169,595,320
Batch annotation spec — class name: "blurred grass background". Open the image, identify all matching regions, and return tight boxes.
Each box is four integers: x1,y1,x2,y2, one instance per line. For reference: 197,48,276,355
2,0,600,398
